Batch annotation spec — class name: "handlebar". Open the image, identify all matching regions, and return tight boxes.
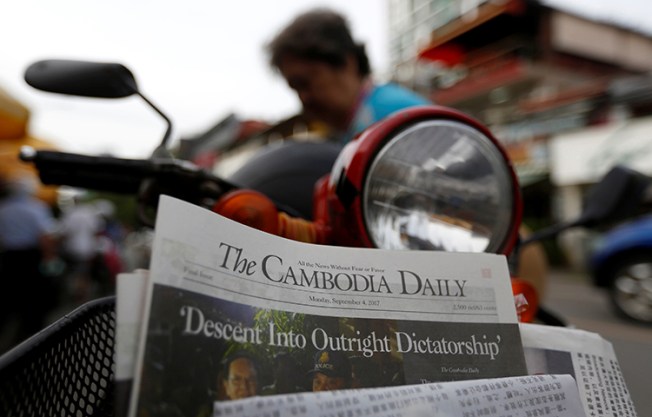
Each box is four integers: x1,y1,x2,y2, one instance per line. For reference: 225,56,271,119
21,147,153,194
20,147,237,205
19,147,308,227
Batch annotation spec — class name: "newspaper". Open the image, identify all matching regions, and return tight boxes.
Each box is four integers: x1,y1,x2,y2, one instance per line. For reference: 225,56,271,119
114,277,638,417
520,323,638,417
213,374,587,417
126,196,528,417
115,270,149,417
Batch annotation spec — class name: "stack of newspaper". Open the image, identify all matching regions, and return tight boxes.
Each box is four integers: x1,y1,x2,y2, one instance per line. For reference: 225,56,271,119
115,196,637,417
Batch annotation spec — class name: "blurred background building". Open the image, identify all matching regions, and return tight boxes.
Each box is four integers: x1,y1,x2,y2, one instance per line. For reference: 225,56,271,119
388,0,652,267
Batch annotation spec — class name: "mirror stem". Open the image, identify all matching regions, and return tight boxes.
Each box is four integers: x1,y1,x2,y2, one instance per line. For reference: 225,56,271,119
520,219,582,247
136,92,174,158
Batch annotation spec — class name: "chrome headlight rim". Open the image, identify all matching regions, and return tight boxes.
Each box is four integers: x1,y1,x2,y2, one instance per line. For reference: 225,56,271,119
360,116,520,254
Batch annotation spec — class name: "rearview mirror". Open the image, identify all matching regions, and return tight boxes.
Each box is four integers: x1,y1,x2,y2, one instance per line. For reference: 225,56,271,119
24,59,138,98
24,59,176,154
520,165,650,246
578,165,649,227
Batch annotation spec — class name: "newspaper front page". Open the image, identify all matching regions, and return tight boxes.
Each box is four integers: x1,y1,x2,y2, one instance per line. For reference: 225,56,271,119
127,196,528,417
114,277,638,417
520,323,638,417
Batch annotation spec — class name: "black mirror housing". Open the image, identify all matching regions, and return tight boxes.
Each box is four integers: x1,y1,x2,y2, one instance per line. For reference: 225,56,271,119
24,59,138,98
24,58,176,153
579,165,650,227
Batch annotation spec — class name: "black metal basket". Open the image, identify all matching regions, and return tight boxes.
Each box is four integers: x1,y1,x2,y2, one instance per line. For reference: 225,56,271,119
0,296,116,417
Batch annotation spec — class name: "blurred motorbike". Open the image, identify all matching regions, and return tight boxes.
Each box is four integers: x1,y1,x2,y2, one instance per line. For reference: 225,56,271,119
19,62,523,247
19,60,539,312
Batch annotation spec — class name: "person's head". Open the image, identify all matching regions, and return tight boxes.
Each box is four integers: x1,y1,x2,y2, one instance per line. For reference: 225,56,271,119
222,353,258,400
267,9,371,130
308,350,351,392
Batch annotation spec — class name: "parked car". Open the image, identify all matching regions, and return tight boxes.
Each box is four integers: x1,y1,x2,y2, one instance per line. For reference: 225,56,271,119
590,215,652,323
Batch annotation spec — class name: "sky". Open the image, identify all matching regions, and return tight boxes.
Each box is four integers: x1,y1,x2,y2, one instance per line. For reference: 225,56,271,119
1,0,388,158
542,0,652,35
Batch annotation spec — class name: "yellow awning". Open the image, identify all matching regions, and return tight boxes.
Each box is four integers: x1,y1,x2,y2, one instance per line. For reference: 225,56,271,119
0,86,58,204
0,86,30,140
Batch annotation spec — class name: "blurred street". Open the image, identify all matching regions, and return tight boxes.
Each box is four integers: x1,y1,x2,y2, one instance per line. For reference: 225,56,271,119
546,268,652,416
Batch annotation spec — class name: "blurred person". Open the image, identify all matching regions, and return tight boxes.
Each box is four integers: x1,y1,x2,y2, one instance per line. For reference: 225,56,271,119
308,350,351,392
267,8,429,144
221,352,259,400
94,199,125,247
92,199,125,294
58,196,104,302
0,174,59,347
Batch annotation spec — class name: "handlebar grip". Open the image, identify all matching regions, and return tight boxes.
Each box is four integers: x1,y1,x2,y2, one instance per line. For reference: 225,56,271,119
20,147,154,194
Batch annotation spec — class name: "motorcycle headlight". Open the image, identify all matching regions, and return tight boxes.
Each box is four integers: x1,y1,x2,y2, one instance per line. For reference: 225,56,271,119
326,106,521,255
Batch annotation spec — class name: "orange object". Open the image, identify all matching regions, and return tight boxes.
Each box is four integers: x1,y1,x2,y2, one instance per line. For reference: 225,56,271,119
0,87,29,140
212,189,330,244
511,277,539,323
277,212,329,244
212,190,279,235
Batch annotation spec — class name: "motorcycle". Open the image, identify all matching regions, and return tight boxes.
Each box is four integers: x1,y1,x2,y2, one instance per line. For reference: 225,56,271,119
18,60,523,257
1,58,647,416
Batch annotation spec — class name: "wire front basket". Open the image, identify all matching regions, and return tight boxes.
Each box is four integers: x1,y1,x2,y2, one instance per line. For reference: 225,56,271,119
0,296,116,417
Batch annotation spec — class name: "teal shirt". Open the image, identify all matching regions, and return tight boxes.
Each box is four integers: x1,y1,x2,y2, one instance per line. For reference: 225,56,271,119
342,83,430,143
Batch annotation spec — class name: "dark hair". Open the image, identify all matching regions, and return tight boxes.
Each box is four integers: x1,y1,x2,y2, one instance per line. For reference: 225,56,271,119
267,8,371,76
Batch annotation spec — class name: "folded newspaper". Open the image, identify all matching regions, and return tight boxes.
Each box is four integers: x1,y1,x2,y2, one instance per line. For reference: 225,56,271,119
213,374,586,417
114,196,635,417
521,323,637,416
